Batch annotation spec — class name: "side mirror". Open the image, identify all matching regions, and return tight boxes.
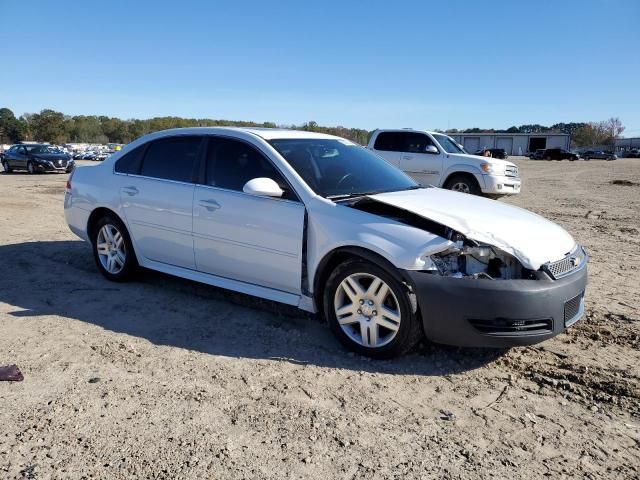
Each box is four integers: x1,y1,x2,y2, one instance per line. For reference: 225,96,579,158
425,145,439,154
243,177,284,198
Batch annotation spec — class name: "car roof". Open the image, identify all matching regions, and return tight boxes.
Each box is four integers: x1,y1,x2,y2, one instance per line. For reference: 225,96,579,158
140,127,342,141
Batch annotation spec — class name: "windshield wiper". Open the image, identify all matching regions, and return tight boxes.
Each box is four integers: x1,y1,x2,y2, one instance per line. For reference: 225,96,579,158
327,185,422,200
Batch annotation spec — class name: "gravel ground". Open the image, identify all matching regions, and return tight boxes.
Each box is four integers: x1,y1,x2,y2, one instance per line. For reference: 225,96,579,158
0,158,639,479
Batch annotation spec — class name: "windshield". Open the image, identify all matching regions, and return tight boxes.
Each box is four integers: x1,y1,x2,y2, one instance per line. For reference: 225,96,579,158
432,134,465,154
25,145,60,154
269,138,419,199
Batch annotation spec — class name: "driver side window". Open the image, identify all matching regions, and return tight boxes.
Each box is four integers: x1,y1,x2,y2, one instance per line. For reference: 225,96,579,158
205,138,298,201
399,132,436,153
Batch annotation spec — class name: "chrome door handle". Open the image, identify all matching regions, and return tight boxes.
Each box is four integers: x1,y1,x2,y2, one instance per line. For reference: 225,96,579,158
199,199,221,211
122,186,139,196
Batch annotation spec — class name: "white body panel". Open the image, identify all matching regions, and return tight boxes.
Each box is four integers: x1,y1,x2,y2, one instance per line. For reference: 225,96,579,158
120,176,196,270
193,185,304,293
65,127,576,314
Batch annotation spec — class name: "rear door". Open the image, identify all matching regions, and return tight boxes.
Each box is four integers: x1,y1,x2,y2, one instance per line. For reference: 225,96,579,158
193,136,305,294
370,132,402,166
13,146,28,169
397,132,443,186
119,135,203,269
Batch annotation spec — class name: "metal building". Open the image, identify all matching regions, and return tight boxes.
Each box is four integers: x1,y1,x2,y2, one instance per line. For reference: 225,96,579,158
450,133,570,156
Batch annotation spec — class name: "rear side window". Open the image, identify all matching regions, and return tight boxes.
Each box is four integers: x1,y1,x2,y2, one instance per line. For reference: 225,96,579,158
140,136,202,182
205,138,288,193
374,132,435,153
115,145,146,174
373,132,404,152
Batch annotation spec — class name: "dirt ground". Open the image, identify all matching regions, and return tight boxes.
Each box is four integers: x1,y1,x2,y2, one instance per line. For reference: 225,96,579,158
0,158,639,479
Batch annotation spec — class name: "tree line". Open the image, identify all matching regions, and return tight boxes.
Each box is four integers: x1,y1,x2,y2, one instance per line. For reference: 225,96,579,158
0,108,370,146
0,107,625,148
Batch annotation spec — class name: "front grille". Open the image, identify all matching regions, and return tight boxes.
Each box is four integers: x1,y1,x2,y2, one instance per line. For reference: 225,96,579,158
564,292,584,326
469,318,553,336
505,165,518,177
545,247,586,279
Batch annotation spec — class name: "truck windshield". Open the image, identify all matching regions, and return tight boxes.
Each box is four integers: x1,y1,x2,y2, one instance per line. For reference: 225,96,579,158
432,134,465,154
270,138,419,199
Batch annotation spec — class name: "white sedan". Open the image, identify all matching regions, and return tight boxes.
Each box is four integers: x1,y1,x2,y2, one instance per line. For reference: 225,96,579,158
64,127,587,358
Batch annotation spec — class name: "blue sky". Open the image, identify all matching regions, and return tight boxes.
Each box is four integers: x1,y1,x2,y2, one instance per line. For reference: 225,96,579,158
1,0,638,134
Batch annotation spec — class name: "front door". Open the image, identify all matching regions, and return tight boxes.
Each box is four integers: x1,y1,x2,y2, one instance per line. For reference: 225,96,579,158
397,132,443,186
119,135,203,270
193,137,305,294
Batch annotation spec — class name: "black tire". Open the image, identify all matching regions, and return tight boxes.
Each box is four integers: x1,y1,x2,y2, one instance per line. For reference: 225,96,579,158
584,156,590,161
91,214,138,281
27,161,35,174
443,174,481,195
324,258,422,359
545,156,552,161
1,160,11,173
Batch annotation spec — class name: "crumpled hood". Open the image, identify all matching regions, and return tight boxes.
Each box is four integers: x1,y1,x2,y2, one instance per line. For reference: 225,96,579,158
368,187,576,270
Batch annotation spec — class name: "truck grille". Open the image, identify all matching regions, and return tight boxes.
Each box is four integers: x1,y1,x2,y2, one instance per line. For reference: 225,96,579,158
469,318,552,335
564,292,584,327
505,165,518,177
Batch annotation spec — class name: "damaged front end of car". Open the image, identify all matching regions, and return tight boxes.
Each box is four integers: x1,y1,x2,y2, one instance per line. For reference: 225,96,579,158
424,240,540,280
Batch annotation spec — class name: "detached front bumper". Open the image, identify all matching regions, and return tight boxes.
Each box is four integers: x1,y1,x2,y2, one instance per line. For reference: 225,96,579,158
404,264,587,348
481,174,521,195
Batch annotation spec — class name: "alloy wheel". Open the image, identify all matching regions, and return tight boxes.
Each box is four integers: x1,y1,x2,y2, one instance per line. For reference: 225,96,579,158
333,273,401,348
451,182,471,194
96,224,126,274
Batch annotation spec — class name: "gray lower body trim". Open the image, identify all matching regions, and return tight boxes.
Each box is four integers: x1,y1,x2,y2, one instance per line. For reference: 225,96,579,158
404,265,588,348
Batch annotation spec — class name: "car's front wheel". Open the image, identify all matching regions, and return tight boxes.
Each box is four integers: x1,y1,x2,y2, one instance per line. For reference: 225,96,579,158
91,214,137,281
443,174,480,195
324,259,421,359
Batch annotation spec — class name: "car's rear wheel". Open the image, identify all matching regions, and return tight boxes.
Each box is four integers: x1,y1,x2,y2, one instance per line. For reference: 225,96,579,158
91,214,137,281
443,174,480,195
1,160,11,173
324,259,421,358
545,156,552,161
27,161,35,174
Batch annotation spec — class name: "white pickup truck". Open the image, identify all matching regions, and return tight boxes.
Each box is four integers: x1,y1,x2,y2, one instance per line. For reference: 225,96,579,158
368,129,521,196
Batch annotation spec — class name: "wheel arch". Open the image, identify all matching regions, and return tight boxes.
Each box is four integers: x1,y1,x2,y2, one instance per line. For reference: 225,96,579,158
441,165,484,189
86,207,127,242
312,246,409,316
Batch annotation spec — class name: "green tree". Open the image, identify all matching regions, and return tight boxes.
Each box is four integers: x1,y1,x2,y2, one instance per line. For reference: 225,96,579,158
29,109,67,143
0,108,25,143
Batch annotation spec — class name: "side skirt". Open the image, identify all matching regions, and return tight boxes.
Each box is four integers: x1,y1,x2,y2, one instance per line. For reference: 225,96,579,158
141,258,302,308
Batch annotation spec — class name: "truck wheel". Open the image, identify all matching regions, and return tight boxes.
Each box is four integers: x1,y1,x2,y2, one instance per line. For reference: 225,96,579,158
324,258,421,359
443,174,480,195
545,156,552,161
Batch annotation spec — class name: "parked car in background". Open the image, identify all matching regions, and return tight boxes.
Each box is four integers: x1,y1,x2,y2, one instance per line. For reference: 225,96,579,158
2,144,74,173
542,148,579,161
368,129,520,196
529,149,546,160
65,127,587,357
474,148,508,159
582,150,617,161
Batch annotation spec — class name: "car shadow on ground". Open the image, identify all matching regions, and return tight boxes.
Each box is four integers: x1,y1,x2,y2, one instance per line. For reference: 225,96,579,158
0,240,507,376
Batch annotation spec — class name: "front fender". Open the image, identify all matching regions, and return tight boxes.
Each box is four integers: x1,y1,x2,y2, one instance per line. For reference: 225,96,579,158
440,163,486,189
